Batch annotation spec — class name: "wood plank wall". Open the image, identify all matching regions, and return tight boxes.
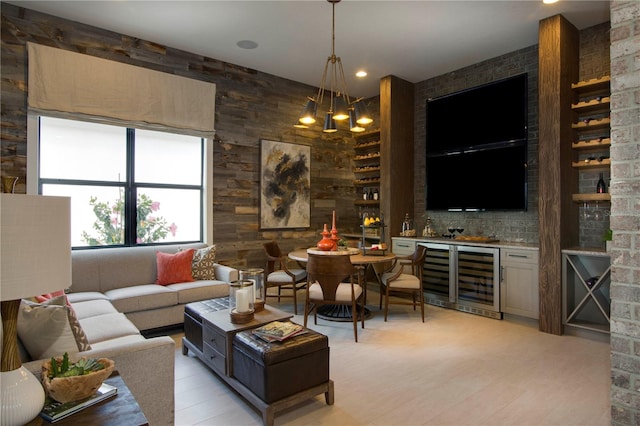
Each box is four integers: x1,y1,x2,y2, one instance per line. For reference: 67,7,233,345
0,3,381,268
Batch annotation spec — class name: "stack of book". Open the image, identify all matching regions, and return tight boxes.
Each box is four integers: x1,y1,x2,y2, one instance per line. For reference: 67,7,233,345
40,383,117,423
252,321,307,343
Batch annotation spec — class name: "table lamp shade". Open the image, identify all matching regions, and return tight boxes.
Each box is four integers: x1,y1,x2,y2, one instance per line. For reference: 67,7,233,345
1,194,71,426
1,194,72,301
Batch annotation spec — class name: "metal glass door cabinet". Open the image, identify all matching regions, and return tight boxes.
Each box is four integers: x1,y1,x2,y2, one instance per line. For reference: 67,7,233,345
419,242,455,307
418,242,500,318
455,245,500,314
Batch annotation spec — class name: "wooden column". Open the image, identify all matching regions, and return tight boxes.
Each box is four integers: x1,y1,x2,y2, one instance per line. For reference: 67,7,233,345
379,75,415,240
537,15,579,335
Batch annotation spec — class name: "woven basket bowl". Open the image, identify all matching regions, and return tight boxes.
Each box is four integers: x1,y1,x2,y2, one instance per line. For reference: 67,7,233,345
41,357,115,403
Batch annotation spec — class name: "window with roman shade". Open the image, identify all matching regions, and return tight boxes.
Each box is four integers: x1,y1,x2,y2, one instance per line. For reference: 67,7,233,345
26,43,216,247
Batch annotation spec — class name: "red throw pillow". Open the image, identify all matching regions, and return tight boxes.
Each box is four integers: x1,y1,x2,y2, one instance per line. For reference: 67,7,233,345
156,249,195,285
35,289,67,303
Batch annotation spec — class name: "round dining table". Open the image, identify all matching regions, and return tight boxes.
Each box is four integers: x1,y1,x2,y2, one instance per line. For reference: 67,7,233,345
288,248,397,321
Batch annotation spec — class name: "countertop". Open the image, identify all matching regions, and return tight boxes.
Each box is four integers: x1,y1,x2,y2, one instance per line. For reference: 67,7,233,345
392,236,539,251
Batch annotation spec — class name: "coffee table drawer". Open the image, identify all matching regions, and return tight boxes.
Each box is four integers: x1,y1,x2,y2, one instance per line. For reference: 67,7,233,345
203,342,226,374
203,323,226,354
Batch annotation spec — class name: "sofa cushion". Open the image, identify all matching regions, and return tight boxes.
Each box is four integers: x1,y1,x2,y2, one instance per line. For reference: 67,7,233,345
105,284,178,313
156,249,195,285
165,280,230,304
190,245,216,280
87,334,148,352
66,291,110,304
17,296,90,359
71,299,119,320
79,312,141,344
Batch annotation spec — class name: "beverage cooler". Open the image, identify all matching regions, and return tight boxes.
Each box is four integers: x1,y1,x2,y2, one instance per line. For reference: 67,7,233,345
418,242,501,319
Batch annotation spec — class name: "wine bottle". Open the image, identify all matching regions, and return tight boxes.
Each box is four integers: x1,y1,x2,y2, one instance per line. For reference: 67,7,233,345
373,188,379,201
368,188,374,200
596,172,607,193
363,187,368,200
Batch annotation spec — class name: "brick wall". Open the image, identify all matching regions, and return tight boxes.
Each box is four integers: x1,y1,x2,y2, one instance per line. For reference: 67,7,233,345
413,22,610,245
609,1,640,424
413,45,540,242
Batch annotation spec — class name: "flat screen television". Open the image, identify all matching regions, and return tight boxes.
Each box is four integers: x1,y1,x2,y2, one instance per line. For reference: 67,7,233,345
425,74,528,211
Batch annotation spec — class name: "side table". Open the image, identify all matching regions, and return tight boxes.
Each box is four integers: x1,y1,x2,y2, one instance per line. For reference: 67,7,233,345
28,371,148,425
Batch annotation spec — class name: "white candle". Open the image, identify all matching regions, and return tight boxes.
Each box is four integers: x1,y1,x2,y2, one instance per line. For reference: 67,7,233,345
236,288,250,313
248,279,256,301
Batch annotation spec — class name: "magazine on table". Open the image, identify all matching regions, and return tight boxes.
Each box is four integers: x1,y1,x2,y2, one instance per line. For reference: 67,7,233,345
40,383,118,423
252,321,307,342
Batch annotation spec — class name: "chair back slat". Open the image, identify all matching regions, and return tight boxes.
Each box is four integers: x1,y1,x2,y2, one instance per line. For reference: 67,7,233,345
306,254,355,302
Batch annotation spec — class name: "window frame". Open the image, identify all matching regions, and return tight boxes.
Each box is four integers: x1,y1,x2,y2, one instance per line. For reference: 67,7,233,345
28,114,214,249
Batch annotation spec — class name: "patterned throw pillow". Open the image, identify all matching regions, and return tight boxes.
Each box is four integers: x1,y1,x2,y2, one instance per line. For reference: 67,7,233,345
156,249,195,285
17,296,91,359
191,245,217,280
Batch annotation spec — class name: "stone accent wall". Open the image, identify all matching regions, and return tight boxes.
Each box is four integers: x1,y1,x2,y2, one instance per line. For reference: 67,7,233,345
609,1,640,424
413,23,610,246
0,3,376,266
414,46,540,242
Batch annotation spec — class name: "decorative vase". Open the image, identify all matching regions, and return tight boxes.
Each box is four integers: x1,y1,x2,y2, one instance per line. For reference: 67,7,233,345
330,210,339,251
316,224,334,251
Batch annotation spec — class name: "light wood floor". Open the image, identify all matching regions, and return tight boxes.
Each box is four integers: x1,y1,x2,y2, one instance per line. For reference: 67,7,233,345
172,288,611,426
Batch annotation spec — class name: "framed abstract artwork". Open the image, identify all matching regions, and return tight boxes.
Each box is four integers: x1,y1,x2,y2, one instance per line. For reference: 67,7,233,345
259,139,310,230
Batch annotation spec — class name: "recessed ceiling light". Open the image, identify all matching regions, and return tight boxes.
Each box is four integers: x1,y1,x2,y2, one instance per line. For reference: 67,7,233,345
237,40,258,49
356,70,367,78
543,0,559,4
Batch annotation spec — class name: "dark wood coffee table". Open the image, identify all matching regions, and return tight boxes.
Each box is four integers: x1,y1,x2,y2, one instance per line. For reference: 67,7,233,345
182,304,334,426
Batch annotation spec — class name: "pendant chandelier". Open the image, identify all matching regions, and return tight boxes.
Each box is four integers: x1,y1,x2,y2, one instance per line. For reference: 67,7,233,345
294,0,373,133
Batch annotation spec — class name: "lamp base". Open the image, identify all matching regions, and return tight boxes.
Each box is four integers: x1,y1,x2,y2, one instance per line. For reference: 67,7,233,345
1,366,46,426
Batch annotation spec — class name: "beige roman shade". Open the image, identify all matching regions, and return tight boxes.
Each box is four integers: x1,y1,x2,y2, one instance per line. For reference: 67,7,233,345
27,42,215,137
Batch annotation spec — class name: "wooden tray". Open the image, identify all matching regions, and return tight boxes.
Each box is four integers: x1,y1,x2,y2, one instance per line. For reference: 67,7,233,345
453,236,499,243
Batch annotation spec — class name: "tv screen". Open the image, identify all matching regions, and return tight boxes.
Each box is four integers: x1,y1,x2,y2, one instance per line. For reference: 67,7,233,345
426,143,528,211
425,74,528,211
426,74,528,154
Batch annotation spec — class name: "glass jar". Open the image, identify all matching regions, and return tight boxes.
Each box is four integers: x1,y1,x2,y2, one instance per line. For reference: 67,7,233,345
229,280,254,323
239,268,265,312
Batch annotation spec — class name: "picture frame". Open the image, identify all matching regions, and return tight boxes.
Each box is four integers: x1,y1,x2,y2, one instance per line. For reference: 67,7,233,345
259,139,311,230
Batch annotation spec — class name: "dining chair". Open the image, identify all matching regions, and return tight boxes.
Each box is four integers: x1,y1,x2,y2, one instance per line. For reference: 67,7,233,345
263,241,307,314
379,244,428,322
304,253,365,342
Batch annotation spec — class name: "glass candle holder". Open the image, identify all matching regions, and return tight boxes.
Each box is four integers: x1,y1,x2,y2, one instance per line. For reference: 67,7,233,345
240,268,265,312
229,280,254,324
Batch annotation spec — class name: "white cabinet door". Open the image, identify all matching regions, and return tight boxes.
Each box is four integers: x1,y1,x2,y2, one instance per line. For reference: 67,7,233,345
500,248,539,319
392,238,416,256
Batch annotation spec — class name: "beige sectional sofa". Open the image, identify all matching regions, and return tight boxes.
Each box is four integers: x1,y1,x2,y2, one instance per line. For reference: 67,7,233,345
68,242,237,330
20,242,237,426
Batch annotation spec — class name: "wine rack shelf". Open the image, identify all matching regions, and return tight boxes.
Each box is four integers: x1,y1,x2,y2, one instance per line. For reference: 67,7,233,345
572,193,611,202
354,178,380,186
571,75,610,94
571,97,610,114
569,75,611,218
353,129,381,209
355,200,381,206
571,117,610,131
562,249,611,334
571,158,611,169
572,137,611,150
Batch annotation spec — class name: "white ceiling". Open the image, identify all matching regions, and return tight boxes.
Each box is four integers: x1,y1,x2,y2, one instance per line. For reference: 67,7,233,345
7,0,610,98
